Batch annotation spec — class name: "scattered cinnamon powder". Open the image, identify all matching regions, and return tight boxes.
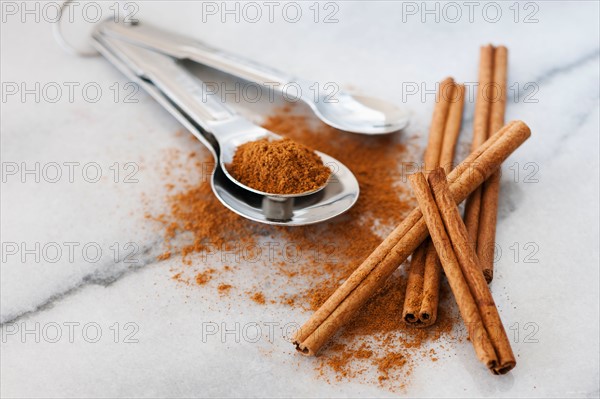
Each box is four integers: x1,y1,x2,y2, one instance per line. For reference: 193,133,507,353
171,272,182,281
149,105,461,391
376,353,407,382
217,283,233,294
195,268,215,285
249,291,266,305
227,137,331,194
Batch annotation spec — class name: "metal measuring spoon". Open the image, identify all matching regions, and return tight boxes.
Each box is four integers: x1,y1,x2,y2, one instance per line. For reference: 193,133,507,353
96,21,410,135
93,24,359,225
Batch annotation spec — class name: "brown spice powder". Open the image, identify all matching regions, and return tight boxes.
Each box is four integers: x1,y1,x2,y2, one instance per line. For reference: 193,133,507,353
194,268,215,285
249,291,266,305
217,283,233,294
227,137,331,194
150,105,461,391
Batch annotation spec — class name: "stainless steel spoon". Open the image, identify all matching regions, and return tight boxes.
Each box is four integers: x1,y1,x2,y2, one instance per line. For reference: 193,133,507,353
95,21,410,135
92,22,359,225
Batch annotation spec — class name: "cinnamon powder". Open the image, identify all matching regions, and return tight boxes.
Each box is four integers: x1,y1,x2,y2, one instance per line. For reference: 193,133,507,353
195,268,215,285
249,291,266,305
150,105,461,391
217,283,233,294
228,138,331,194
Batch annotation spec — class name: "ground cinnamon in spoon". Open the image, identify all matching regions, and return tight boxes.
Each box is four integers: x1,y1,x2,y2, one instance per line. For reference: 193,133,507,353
227,138,331,194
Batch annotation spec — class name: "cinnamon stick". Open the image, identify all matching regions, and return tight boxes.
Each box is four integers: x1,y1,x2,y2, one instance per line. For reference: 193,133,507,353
478,46,508,281
409,172,498,371
418,83,466,324
463,45,509,283
428,168,515,374
424,77,455,173
293,121,530,356
440,84,466,173
402,244,426,323
402,78,459,327
418,241,441,323
464,45,494,245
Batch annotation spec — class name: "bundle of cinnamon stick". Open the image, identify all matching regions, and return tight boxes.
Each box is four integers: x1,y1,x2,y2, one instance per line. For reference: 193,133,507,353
402,45,507,326
403,78,465,327
293,120,528,356
410,168,515,374
293,45,527,375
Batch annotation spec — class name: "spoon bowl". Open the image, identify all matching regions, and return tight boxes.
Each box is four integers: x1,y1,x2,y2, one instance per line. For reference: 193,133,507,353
310,93,410,135
218,125,331,198
212,151,359,225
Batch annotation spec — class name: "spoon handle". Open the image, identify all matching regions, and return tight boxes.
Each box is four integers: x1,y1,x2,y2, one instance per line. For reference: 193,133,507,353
93,25,252,160
95,20,310,96
94,29,238,126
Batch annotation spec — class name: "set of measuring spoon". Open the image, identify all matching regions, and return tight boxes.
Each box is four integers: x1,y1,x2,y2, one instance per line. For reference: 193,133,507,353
90,19,409,225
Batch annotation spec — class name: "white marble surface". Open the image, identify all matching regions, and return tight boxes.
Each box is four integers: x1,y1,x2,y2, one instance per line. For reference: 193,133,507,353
1,1,599,397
